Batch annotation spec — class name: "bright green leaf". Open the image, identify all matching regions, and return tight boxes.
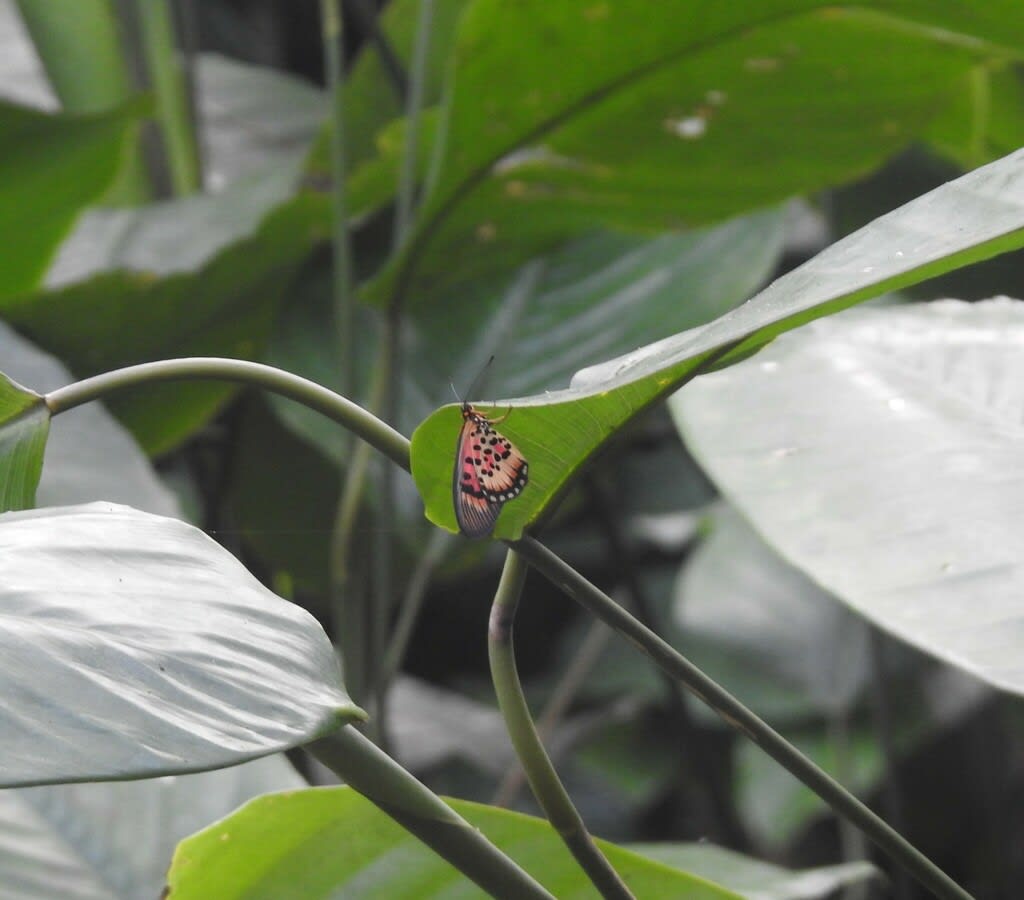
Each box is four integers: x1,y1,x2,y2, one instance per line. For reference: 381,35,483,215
0,369,48,511
0,99,141,299
168,787,740,899
411,149,1024,540
0,503,362,787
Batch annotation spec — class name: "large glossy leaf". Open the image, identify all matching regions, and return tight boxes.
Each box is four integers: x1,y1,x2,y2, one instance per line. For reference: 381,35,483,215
167,787,740,899
671,298,1024,695
0,366,47,511
411,149,1024,540
0,754,303,900
0,323,179,515
366,2,1024,308
0,99,140,299
0,503,362,787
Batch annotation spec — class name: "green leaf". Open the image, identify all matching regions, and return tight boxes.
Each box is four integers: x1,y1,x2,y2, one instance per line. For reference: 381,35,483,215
168,787,741,899
672,298,1024,695
0,503,362,788
0,755,303,900
1,168,328,452
342,0,468,168
0,322,179,515
627,842,879,899
0,99,141,299
273,207,784,454
927,64,1024,169
0,369,48,511
367,2,1022,308
411,149,1024,540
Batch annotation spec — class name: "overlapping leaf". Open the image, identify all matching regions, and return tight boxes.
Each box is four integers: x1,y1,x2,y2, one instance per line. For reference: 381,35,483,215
412,148,1024,539
366,1,1024,308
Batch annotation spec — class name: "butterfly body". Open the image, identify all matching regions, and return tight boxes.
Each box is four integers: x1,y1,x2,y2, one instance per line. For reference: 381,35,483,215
453,402,529,538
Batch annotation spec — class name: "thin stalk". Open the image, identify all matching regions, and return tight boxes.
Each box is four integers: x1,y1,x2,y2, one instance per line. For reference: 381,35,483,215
319,0,356,401
392,0,434,249
135,0,202,194
586,473,748,848
309,726,555,900
44,356,972,899
492,615,612,809
44,357,410,471
512,535,973,900
867,628,912,900
489,550,635,900
330,332,394,710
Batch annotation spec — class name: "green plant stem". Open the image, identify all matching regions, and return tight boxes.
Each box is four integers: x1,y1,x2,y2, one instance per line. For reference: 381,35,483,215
44,356,973,898
135,0,202,195
44,358,410,470
489,550,635,900
511,535,974,900
329,334,395,713
492,614,612,809
309,726,555,900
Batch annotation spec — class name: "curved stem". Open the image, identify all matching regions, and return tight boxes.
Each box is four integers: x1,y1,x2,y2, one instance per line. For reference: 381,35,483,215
511,535,974,900
310,726,555,900
44,357,410,471
489,550,635,900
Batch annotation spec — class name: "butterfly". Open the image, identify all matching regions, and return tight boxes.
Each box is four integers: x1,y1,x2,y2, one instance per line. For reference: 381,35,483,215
453,402,529,538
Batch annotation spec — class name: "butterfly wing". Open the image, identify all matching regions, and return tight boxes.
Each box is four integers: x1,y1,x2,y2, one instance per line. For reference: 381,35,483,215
453,410,529,538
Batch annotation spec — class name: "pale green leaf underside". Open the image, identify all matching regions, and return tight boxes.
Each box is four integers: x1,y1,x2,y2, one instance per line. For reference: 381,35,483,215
673,298,1024,695
0,504,362,787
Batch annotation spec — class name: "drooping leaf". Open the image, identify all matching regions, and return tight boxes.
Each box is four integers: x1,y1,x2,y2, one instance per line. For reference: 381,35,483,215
0,755,303,900
411,148,1024,540
167,787,741,899
0,503,362,787
0,368,48,511
672,298,1024,695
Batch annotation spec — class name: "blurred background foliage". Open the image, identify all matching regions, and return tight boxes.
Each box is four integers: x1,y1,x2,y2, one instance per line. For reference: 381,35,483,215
2,1,1024,897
